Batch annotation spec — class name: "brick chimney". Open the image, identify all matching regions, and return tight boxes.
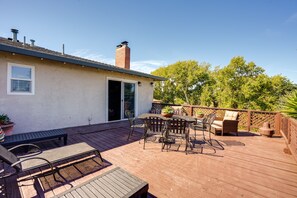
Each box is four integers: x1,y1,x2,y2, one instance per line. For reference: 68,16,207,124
115,41,130,69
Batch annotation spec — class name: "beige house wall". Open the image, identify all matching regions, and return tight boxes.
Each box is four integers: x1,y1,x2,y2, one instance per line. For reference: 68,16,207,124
0,52,154,134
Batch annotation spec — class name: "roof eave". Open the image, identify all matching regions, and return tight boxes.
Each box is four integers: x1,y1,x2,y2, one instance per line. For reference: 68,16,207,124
0,44,167,81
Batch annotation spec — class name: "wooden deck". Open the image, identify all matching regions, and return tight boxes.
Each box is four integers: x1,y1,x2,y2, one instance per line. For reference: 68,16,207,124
1,121,297,198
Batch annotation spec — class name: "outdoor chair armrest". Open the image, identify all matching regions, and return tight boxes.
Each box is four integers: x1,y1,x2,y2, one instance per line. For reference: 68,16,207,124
0,156,54,179
8,143,41,152
222,120,239,132
12,156,54,172
8,144,42,157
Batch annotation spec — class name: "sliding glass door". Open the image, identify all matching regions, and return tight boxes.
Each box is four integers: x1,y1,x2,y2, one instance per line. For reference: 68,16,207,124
123,82,135,118
108,79,136,121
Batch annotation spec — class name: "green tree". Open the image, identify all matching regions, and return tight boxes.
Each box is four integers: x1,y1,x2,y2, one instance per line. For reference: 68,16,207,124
151,60,211,104
152,56,296,111
241,74,275,110
215,56,265,109
200,71,217,107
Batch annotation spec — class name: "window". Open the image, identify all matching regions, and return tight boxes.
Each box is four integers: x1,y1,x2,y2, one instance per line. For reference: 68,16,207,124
7,63,35,95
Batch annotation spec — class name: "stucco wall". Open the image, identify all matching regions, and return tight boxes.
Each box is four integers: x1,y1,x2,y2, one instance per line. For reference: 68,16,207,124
0,52,154,134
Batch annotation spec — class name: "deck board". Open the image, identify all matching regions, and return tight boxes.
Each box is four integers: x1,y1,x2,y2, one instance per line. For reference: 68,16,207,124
2,121,297,198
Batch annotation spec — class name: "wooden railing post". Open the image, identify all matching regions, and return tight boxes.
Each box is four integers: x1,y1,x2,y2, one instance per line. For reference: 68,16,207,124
190,105,193,116
274,112,281,136
247,110,251,132
288,118,291,144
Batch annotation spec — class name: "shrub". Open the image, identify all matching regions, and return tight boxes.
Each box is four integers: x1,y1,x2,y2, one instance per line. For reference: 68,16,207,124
0,114,11,125
281,91,297,119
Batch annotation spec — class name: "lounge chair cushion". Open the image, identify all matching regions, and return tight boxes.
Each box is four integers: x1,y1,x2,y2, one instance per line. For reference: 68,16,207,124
21,142,98,171
223,111,239,121
212,120,223,127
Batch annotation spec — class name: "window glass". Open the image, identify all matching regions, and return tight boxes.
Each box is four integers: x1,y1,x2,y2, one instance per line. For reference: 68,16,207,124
11,66,31,79
11,80,31,92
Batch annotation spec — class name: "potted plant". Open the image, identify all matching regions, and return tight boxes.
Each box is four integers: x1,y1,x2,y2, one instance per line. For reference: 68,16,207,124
161,106,174,118
0,114,14,136
195,111,204,118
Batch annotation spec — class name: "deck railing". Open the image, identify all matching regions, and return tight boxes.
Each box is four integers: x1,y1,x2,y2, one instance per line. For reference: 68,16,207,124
280,114,297,162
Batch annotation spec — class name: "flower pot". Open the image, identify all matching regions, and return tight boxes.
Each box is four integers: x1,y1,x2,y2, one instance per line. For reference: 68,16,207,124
0,122,14,136
0,128,5,142
259,122,274,137
162,113,174,118
196,114,204,118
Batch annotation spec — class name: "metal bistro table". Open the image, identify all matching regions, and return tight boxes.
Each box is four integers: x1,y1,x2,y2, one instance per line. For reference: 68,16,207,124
137,113,196,153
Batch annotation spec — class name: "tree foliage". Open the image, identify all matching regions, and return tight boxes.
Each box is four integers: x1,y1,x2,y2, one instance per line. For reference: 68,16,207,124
151,56,296,111
152,60,211,104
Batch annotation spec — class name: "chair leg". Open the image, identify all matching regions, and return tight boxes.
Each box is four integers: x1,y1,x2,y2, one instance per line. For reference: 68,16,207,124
208,129,212,146
185,139,188,155
202,129,206,141
143,131,147,150
127,127,134,141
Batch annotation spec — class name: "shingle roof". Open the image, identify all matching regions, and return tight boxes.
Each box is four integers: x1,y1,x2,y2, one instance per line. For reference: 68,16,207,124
0,37,166,81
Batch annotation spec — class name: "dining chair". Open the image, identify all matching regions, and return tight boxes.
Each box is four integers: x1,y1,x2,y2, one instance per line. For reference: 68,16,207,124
163,117,192,154
125,110,145,141
192,113,216,145
141,115,167,150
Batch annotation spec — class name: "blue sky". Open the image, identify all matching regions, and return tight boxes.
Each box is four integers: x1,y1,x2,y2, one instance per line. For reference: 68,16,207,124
1,0,296,83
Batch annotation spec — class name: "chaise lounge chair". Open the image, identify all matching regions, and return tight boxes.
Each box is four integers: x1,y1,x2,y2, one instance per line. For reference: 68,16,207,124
0,142,103,179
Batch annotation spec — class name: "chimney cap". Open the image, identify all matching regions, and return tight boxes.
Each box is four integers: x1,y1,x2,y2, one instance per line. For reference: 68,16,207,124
116,44,122,48
11,29,19,33
121,41,128,46
30,39,35,46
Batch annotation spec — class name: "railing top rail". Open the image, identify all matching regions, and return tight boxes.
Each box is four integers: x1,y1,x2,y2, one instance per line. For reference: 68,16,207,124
178,104,278,114
152,103,182,107
290,117,297,125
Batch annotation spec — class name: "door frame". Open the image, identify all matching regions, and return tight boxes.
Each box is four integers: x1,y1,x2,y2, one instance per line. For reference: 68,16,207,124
106,77,138,122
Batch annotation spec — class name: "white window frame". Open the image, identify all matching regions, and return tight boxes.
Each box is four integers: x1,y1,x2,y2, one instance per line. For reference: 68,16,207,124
7,63,35,95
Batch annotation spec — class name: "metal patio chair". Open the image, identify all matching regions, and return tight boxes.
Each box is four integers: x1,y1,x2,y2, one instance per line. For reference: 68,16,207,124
141,115,168,150
125,110,145,141
192,113,216,145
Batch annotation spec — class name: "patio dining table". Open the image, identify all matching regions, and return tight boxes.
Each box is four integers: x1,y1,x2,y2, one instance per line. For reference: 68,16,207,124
137,113,196,122
137,113,197,152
